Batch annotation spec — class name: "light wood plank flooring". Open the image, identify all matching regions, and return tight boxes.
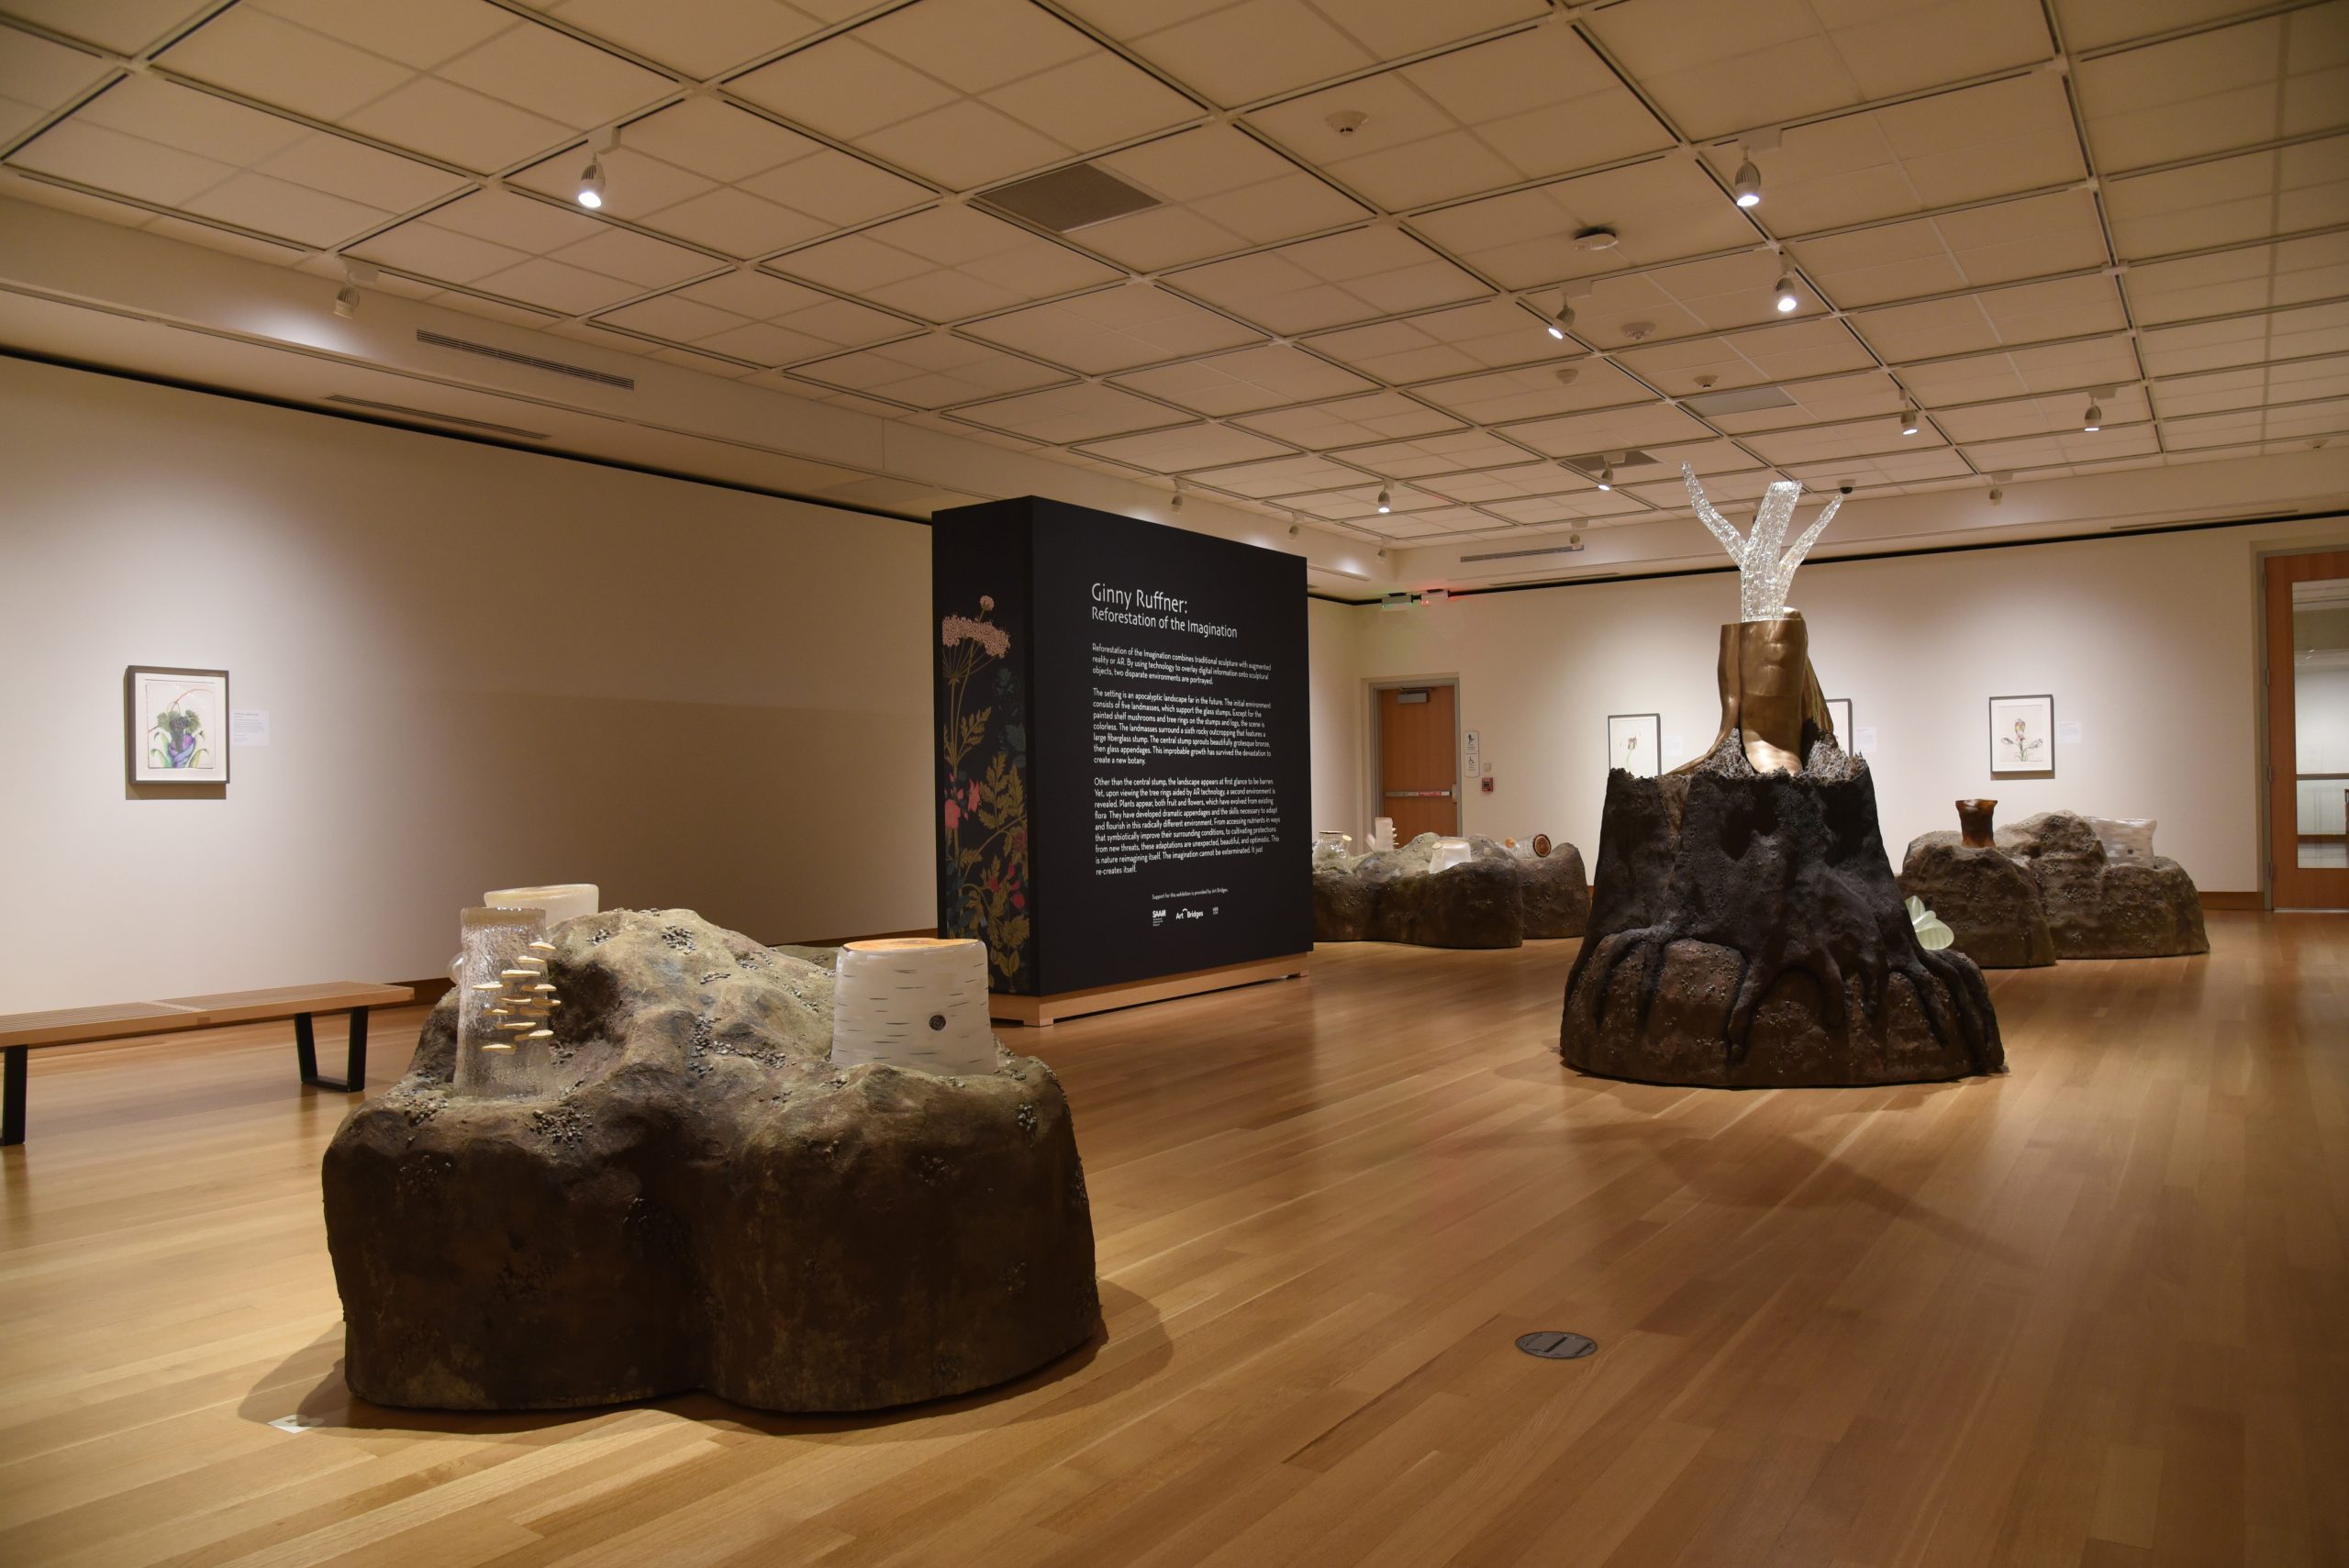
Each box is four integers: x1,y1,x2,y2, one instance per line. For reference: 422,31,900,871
1,915,2343,1566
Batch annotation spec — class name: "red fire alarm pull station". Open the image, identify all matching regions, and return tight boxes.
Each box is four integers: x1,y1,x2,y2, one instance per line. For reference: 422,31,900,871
1480,777,1495,794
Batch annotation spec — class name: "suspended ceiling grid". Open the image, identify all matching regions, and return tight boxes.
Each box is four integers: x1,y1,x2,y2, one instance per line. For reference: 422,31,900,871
0,0,2343,544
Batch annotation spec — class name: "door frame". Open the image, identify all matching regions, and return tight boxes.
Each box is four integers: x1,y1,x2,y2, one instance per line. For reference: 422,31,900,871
2262,547,2349,910
1366,674,1462,843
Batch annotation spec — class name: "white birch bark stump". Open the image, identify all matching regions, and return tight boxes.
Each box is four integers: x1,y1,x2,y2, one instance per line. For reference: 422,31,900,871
831,937,998,1075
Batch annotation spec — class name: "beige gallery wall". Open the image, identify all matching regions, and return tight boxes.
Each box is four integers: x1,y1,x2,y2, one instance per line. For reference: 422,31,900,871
1314,513,2349,895
0,356,935,1011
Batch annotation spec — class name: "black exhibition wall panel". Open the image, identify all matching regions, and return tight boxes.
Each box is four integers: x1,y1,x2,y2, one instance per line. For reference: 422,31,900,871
931,496,1310,996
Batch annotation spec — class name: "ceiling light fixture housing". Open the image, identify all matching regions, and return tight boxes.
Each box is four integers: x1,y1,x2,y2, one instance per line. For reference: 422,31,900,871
330,260,377,319
2083,386,2112,432
1572,227,1619,251
575,124,618,209
1732,158,1762,208
1375,484,1392,514
1900,403,1920,436
1773,274,1799,314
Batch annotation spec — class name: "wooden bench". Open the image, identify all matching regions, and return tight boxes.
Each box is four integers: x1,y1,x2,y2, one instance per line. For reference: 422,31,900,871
0,982,415,1146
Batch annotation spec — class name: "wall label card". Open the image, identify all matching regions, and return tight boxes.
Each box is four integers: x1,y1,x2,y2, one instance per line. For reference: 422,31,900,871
231,708,271,747
2056,718,2084,744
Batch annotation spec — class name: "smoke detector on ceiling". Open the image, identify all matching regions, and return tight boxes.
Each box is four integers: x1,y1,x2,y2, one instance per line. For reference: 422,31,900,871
1620,320,1655,341
1326,109,1368,136
1573,227,1619,251
1554,366,1580,386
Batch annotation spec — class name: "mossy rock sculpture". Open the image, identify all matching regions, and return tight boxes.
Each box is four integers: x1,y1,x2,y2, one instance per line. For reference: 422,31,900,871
323,908,1097,1413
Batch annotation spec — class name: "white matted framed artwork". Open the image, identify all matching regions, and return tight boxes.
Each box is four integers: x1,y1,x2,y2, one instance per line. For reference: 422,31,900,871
127,666,230,785
1988,693,2054,778
1607,712,1661,777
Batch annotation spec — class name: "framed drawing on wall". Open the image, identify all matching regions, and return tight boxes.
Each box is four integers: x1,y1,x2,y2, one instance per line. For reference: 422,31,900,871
1988,693,2054,778
127,666,230,785
1825,697,1854,753
1607,712,1661,777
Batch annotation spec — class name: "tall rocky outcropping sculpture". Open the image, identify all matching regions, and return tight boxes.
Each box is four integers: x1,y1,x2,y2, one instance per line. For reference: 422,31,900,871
1560,469,2005,1087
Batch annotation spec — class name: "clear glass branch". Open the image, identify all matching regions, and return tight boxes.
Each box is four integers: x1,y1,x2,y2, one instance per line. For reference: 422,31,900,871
1682,463,1843,621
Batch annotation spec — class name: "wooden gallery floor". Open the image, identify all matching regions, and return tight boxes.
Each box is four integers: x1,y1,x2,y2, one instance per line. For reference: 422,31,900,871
1,915,2343,1568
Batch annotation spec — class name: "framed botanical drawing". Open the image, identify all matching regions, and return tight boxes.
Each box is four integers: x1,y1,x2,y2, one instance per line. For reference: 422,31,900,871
1607,712,1661,777
127,666,230,784
1988,693,2054,778
1825,697,1854,753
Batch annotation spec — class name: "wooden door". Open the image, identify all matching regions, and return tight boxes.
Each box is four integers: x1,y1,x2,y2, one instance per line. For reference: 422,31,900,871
2267,550,2349,909
1379,684,1458,842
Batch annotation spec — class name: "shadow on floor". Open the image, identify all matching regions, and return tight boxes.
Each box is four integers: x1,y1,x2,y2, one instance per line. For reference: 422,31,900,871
237,1278,1167,1444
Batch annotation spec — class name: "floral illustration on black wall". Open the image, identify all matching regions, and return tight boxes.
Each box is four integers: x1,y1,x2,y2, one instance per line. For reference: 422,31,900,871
939,596,1030,987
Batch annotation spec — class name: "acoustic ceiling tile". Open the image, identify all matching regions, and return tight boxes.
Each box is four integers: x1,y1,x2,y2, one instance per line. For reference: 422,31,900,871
2105,134,2349,261
1846,272,2129,362
1409,360,1649,424
523,0,847,79
1111,341,1373,415
789,333,1066,406
1413,156,1754,289
158,7,416,122
1058,0,1548,108
2162,395,2349,446
1483,489,1651,523
1333,428,1536,478
0,0,216,55
2051,0,2275,51
1704,370,1910,434
2075,6,2349,173
1695,72,2085,237
769,204,1119,321
951,379,1183,441
1741,414,1951,465
1780,447,1976,486
1500,401,1711,456
1301,297,1566,382
1169,224,1488,334
1188,452,1373,497
1932,383,2153,442
1962,423,2160,467
1585,0,2053,142
962,284,1259,373
1899,333,2143,406
1247,25,1671,210
0,29,110,142
340,74,574,172
473,253,651,313
1074,123,1366,272
1614,317,1876,395
1232,391,1464,449
2121,230,2349,324
1075,422,1293,471
1789,189,2110,309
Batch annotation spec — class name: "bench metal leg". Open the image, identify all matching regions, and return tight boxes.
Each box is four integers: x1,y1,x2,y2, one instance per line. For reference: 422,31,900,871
3,1045,24,1146
295,1010,368,1094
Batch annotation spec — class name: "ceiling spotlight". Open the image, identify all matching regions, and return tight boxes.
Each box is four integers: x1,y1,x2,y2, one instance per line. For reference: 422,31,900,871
329,259,376,319
1595,455,1615,491
1773,274,1799,314
575,155,606,209
1732,158,1762,208
2082,392,2106,432
1375,484,1392,514
1548,297,1574,339
1899,403,1920,437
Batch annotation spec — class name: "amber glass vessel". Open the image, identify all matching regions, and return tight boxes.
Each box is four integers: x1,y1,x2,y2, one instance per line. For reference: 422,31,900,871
1956,798,1998,849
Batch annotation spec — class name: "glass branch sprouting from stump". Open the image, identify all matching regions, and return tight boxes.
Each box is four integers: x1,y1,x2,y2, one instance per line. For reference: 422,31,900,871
1675,465,1844,774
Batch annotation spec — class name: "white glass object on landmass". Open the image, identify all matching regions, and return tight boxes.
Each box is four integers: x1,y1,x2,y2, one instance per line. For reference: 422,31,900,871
830,938,997,1075
1906,896,1953,951
2089,817,2156,862
1372,816,1397,851
1683,463,1844,622
454,905,562,1098
485,883,599,928
1428,838,1474,874
1314,830,1353,864
2293,576,2349,869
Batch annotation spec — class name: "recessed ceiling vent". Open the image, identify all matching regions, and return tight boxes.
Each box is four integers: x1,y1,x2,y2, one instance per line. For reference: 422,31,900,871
1565,448,1656,478
1460,540,1587,562
1682,384,1796,417
324,395,549,439
977,162,1162,234
415,328,634,390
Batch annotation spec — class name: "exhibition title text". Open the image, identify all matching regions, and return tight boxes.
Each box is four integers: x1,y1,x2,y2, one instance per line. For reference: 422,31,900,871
1088,582,1237,639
